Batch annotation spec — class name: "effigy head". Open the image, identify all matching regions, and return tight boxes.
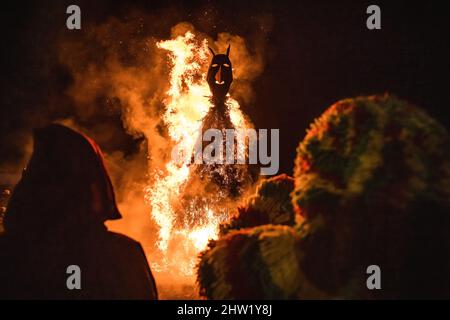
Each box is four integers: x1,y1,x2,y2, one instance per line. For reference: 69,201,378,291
207,45,233,102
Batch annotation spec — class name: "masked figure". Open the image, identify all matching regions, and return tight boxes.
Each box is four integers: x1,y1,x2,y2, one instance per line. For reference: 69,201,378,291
0,124,158,299
207,45,233,105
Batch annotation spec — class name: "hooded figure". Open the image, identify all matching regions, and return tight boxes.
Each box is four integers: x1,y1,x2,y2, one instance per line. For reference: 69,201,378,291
0,124,158,299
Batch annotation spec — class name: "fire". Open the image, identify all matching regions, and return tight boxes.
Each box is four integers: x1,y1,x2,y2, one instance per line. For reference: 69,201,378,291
144,31,250,277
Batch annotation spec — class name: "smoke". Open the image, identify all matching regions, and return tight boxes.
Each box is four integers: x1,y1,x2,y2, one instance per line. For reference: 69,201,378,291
2,9,271,298
57,16,269,170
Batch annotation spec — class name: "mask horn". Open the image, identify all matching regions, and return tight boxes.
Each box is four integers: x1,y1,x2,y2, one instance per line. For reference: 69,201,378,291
226,44,230,56
208,47,215,56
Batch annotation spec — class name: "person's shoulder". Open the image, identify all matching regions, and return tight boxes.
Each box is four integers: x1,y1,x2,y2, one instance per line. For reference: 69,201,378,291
104,231,144,251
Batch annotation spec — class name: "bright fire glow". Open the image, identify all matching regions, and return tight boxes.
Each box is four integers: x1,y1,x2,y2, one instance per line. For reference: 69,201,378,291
144,31,249,277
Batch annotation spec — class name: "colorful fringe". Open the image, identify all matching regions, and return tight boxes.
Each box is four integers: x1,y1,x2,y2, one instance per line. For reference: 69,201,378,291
292,94,450,219
293,94,450,297
197,95,450,299
198,224,324,299
219,174,297,236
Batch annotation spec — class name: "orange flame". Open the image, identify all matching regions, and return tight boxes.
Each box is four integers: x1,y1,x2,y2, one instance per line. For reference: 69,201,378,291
144,31,249,277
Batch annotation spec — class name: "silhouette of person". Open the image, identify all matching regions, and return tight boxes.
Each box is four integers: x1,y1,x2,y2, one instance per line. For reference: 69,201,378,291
0,124,158,299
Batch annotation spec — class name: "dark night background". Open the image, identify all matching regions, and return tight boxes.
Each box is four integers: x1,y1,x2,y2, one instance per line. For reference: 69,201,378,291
1,0,449,176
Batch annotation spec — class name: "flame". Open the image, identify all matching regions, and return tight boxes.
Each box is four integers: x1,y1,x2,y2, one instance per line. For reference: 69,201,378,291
144,31,249,277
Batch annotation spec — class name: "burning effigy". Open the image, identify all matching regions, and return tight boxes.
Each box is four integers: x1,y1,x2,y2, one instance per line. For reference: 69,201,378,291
142,28,260,296
197,95,450,299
